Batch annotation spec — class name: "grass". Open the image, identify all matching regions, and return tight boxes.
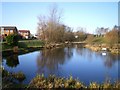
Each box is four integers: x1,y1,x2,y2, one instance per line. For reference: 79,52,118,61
27,74,120,89
2,40,44,51
18,40,44,48
2,40,44,57
85,36,106,45
2,67,120,89
92,37,105,44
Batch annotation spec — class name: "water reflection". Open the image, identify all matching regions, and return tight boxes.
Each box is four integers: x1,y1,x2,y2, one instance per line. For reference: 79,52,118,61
76,47,95,62
37,47,73,75
104,54,118,68
6,54,19,68
2,45,119,84
75,46,119,69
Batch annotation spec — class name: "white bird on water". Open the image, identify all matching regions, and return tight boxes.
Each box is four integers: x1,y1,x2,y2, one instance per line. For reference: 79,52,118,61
102,52,107,56
102,48,107,51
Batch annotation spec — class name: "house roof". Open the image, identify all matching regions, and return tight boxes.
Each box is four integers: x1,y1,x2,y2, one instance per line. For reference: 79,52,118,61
19,30,30,33
0,26,17,30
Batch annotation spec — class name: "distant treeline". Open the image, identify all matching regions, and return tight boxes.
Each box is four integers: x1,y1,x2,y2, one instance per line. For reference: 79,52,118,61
36,5,120,45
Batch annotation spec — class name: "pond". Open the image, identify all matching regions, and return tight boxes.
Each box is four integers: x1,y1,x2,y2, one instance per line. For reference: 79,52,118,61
2,45,120,85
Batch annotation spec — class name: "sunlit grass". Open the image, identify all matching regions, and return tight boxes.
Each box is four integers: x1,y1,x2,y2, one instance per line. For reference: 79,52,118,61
28,74,119,89
1,64,120,89
2,40,44,51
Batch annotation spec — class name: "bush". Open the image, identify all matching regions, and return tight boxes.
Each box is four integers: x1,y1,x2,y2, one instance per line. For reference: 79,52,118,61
28,74,120,89
12,72,26,82
105,29,119,45
28,75,85,88
2,42,13,51
2,69,26,83
6,34,19,46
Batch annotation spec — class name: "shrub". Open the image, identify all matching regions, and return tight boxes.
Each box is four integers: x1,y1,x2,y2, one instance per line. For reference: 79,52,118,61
89,82,100,88
12,72,26,82
28,75,85,88
2,69,26,83
6,34,19,46
105,29,119,45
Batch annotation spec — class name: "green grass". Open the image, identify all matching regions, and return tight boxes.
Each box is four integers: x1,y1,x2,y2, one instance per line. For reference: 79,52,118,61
18,40,44,48
2,40,44,51
91,37,105,44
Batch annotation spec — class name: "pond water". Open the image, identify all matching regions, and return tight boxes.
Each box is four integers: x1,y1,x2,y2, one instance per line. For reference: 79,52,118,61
2,45,120,85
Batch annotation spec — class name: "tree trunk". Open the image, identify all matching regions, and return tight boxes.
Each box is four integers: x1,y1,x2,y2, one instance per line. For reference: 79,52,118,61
13,46,18,53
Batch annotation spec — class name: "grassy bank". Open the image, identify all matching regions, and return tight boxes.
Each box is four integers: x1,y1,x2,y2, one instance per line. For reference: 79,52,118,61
2,40,44,57
18,40,44,48
85,36,120,54
2,68,120,89
2,40,44,51
91,37,105,44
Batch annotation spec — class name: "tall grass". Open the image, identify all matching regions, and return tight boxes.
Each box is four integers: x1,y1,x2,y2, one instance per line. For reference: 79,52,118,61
2,68,120,89
28,74,120,89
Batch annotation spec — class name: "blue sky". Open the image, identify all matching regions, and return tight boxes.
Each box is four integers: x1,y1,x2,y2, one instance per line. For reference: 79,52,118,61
2,2,118,34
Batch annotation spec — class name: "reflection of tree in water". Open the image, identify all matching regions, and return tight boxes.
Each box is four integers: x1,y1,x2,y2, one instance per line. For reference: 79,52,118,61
76,46,93,61
104,54,119,68
76,45,119,68
65,47,73,59
93,51,119,68
6,54,19,68
0,52,2,66
76,48,84,56
37,47,73,74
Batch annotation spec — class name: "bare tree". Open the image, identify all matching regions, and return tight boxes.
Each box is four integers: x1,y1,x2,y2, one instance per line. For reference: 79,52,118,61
75,27,87,41
95,27,109,37
86,34,94,44
37,15,47,40
105,28,119,46
37,4,64,44
64,26,75,42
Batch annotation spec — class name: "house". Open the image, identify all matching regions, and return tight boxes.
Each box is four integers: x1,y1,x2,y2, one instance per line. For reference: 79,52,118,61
0,26,18,37
18,30,30,39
